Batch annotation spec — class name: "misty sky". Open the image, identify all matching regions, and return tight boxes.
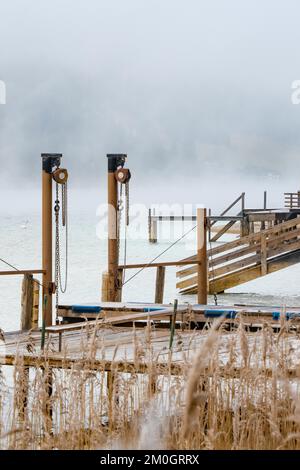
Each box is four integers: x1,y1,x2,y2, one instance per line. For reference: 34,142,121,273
1,0,300,210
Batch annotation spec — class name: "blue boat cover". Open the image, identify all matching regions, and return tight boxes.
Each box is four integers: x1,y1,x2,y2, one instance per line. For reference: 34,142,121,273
204,310,237,319
272,311,300,320
72,305,102,313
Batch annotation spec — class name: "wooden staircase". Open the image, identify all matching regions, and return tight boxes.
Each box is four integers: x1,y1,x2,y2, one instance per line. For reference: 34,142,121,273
177,215,300,295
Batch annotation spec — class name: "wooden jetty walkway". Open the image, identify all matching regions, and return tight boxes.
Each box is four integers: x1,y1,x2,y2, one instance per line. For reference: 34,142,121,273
2,154,300,380
1,301,300,377
177,215,300,294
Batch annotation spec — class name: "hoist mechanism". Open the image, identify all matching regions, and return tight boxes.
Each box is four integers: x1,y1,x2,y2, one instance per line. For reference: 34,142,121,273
104,154,131,302
41,153,68,327
54,170,68,321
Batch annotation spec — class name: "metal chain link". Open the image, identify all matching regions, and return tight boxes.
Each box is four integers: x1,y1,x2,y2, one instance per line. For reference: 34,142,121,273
125,180,129,226
55,181,68,318
117,183,123,260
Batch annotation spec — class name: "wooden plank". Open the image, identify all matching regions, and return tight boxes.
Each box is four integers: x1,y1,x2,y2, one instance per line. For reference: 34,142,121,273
248,213,276,222
179,216,300,264
183,246,300,295
178,236,300,291
209,193,244,228
210,220,237,242
47,306,187,333
155,266,166,304
178,242,261,278
0,270,44,276
119,260,199,269
2,353,296,378
176,253,260,290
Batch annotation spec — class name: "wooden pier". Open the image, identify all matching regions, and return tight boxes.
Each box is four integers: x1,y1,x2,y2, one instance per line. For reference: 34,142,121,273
1,301,300,377
177,215,300,294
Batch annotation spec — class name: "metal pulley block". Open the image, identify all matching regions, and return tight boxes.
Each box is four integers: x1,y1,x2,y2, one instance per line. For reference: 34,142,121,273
52,168,68,184
115,167,131,184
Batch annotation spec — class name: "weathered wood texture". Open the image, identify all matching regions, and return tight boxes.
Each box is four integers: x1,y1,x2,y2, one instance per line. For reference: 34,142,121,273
155,266,165,304
20,274,34,331
177,216,300,294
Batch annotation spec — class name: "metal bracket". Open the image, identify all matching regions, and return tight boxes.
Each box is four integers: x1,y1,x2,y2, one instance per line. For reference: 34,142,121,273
41,153,62,174
107,154,127,173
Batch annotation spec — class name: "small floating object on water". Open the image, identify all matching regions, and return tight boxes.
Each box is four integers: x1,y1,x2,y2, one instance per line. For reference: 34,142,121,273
21,219,29,229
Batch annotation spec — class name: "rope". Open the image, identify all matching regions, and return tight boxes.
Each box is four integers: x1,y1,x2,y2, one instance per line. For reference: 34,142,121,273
122,223,197,287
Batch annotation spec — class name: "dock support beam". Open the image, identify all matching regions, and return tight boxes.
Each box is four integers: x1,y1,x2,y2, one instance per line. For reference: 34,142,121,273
149,208,157,243
106,154,127,302
20,274,34,331
41,154,62,327
155,266,165,304
197,208,207,305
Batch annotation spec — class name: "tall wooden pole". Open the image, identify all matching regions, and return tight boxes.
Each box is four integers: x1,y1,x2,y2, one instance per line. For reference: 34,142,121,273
41,154,62,327
106,154,127,302
107,171,118,301
42,168,53,326
197,208,207,305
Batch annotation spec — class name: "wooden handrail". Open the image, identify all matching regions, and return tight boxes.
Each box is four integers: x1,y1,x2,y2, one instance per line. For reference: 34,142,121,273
209,192,244,228
0,270,45,276
177,216,300,290
118,260,200,269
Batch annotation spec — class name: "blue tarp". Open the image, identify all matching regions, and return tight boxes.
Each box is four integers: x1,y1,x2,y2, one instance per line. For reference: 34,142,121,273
204,310,237,319
71,306,102,314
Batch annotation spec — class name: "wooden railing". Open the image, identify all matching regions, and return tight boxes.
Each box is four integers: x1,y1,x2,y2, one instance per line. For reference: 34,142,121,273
284,192,300,209
0,269,43,329
177,216,300,294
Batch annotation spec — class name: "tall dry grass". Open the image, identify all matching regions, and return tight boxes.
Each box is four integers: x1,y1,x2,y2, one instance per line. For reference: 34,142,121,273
1,318,300,450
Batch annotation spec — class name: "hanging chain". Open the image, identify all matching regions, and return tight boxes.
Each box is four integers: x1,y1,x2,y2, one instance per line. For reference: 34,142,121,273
55,181,68,318
54,184,60,317
125,180,129,226
117,183,123,259
123,180,130,284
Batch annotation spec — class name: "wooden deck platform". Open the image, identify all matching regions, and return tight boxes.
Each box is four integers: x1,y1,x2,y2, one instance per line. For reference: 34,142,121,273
1,302,300,377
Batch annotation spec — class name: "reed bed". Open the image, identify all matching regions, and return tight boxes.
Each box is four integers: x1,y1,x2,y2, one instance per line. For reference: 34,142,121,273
1,318,300,450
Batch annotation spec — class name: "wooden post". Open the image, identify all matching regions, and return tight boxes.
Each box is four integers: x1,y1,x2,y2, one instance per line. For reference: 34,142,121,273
241,215,250,238
101,271,110,302
20,274,34,331
107,171,118,301
208,208,212,242
261,233,267,276
155,266,165,304
241,192,245,211
41,154,62,327
32,279,40,329
148,208,152,242
18,273,35,423
107,154,126,301
197,208,207,305
116,268,123,302
149,208,157,243
264,190,267,210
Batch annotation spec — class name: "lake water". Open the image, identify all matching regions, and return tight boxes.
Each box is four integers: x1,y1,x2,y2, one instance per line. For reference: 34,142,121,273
1,213,300,332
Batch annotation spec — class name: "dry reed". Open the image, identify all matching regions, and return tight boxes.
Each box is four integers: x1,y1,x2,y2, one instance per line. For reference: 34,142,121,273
1,319,300,450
